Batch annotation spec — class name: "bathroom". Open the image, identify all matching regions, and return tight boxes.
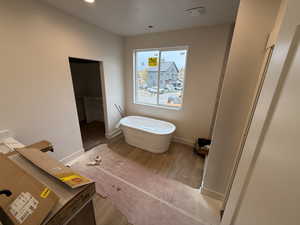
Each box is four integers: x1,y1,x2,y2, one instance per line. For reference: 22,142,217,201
0,0,293,225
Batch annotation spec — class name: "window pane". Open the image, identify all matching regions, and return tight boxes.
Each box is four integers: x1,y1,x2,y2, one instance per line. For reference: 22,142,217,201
158,50,187,107
135,51,159,105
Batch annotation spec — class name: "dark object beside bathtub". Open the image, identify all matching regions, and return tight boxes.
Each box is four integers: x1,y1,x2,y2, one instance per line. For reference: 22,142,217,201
194,138,211,157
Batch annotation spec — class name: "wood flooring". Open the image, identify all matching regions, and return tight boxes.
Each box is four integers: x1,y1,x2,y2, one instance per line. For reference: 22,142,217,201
80,121,107,151
107,138,204,188
91,138,205,225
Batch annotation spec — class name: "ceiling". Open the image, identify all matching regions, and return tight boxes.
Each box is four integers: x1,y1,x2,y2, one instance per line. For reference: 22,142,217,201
40,0,240,36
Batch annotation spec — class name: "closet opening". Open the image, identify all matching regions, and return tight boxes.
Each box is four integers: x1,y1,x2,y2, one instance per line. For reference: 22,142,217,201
69,57,107,151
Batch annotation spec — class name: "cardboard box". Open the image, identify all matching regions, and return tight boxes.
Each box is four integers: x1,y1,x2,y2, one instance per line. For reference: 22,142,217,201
26,141,54,153
16,147,93,189
0,154,58,225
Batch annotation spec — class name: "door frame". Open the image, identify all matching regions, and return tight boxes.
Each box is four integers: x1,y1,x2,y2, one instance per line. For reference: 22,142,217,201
221,0,299,223
68,57,109,148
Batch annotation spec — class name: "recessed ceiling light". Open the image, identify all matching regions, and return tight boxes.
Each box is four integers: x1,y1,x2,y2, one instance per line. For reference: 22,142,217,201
84,0,95,3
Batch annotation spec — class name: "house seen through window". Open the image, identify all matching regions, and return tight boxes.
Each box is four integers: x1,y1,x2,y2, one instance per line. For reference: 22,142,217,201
134,47,188,108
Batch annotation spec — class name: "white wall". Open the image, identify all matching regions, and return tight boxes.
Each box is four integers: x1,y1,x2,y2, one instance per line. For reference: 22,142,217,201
223,0,300,223
124,25,232,145
0,0,124,160
202,0,281,196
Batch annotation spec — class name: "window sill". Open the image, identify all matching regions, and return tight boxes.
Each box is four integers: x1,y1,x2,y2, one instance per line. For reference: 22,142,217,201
133,102,182,111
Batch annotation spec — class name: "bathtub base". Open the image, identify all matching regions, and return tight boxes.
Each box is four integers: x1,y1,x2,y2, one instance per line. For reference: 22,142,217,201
119,116,176,154
123,127,172,153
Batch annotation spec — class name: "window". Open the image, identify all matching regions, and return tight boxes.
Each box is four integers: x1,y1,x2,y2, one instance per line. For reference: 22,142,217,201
134,47,188,109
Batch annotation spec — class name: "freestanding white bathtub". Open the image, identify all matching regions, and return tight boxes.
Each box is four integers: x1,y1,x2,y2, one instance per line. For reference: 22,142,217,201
119,116,176,153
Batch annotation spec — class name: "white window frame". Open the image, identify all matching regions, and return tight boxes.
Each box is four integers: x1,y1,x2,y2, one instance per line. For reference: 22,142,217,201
133,46,189,110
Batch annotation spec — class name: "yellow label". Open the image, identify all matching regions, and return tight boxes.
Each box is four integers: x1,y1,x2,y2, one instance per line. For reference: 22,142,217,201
40,188,51,199
148,57,158,67
59,174,82,182
57,173,91,188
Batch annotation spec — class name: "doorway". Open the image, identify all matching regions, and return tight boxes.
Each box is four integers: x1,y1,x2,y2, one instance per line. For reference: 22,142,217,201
69,57,107,151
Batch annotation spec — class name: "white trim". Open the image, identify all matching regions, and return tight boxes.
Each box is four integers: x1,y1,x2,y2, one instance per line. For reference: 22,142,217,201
200,186,225,201
221,2,294,224
105,128,122,139
201,153,209,188
157,50,162,105
221,46,275,213
172,136,194,147
99,62,109,139
60,149,84,164
68,58,109,148
134,46,190,52
133,102,182,111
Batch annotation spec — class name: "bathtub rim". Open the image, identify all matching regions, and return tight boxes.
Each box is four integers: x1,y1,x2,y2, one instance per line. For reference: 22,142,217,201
119,116,176,136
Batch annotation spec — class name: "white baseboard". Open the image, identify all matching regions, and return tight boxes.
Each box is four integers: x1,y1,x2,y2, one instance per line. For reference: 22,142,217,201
172,136,194,147
106,128,122,139
60,149,84,165
61,129,122,165
200,186,225,201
